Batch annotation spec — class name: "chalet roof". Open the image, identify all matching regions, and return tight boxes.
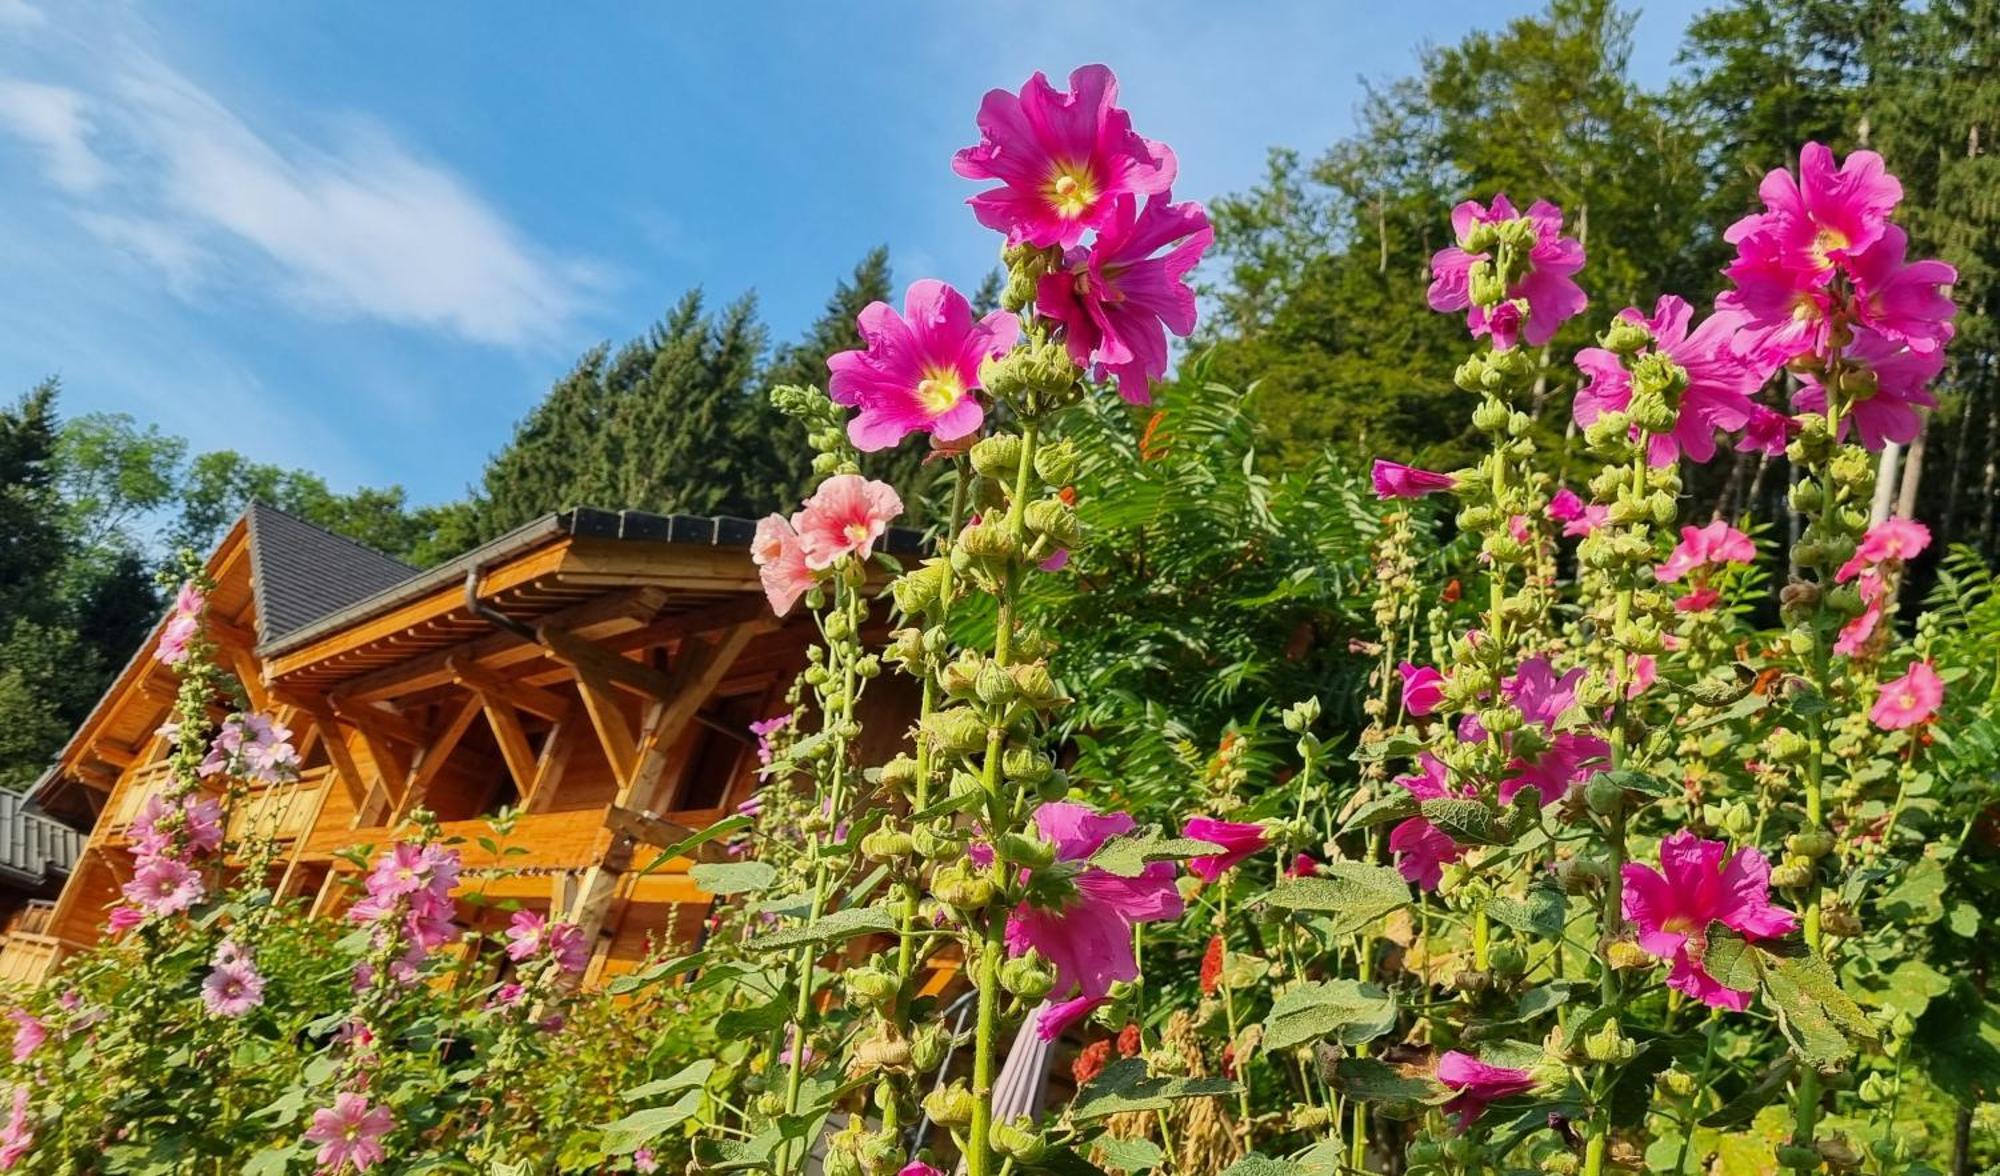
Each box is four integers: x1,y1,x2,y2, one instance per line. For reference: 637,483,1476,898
245,504,417,644
0,788,82,887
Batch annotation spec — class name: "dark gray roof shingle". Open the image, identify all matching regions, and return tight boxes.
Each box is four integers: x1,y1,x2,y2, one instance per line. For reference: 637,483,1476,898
245,504,418,645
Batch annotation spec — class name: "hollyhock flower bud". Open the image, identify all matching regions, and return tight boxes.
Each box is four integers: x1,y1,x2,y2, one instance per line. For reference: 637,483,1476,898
1023,499,1080,547
924,709,989,757
890,562,949,617
1034,440,1080,486
969,434,1023,480
843,967,899,1011
1435,1051,1537,1132
1011,663,1061,705
860,829,916,863
922,1082,975,1128
932,864,996,911
910,1023,950,1074
999,953,1056,1000
991,1118,1048,1164
975,662,1017,706
1001,746,1054,786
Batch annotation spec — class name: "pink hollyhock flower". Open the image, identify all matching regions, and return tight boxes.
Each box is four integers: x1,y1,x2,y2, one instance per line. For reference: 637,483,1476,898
899,1163,943,1176
1548,488,1585,523
635,1150,661,1174
155,613,199,667
1505,732,1610,807
1655,520,1756,585
5,1012,42,1064
1871,661,1943,730
1628,654,1658,699
1833,572,1888,657
749,713,792,767
1736,405,1798,457
1036,192,1211,404
1398,662,1446,717
1435,1051,1535,1132
1792,327,1945,451
505,909,551,962
201,960,266,1018
826,279,1019,450
304,1092,393,1172
123,857,203,916
1837,517,1930,582
1389,754,1468,891
362,843,433,903
0,1085,31,1169
1372,459,1457,500
1005,802,1184,1042
106,905,144,935
1563,502,1609,538
1572,297,1762,466
1502,658,1585,729
1182,817,1267,883
1428,194,1587,347
792,475,903,571
547,921,589,974
1718,245,1833,371
1289,852,1319,877
750,514,814,617
1850,225,1956,352
952,64,1177,249
1622,831,1798,1011
1725,142,1902,282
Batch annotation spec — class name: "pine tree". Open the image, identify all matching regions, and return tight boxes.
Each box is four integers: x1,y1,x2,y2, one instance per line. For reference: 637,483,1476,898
0,381,66,626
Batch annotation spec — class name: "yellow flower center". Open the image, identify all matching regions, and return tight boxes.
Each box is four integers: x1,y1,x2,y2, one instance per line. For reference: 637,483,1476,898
1661,915,1696,934
1046,162,1099,220
1897,689,1918,710
916,371,965,415
844,522,873,546
1810,226,1849,268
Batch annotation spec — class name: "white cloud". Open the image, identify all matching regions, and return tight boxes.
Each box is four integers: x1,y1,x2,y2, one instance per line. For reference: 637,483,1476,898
0,80,105,192
0,1,44,29
0,35,588,347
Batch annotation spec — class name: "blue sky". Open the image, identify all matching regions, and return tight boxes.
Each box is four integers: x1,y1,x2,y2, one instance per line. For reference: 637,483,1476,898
0,1,1705,506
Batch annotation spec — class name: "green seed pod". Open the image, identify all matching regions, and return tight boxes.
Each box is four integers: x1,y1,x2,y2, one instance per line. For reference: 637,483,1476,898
1023,498,1080,547
1034,439,1079,487
1719,801,1754,836
1788,829,1835,859
1770,860,1814,889
1659,1068,1697,1098
1775,1145,1822,1171
1769,728,1811,762
1002,745,1053,786
958,521,1015,561
854,654,881,680
1788,479,1825,514
1583,1017,1635,1063
843,966,899,1010
1488,943,1526,979
975,662,1018,707
969,434,1023,480
931,864,996,911
859,828,915,863
924,708,989,756
1471,397,1510,433
991,1118,1047,1164
909,825,952,860
910,1022,950,1073
1011,662,1060,704
879,754,919,797
891,560,949,617
940,651,983,698
1600,316,1652,355
922,1082,975,1128
1454,355,1489,394
999,952,1056,1000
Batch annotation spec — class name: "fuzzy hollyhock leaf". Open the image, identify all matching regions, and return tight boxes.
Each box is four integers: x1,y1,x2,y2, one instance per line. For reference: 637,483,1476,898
742,904,898,951
1072,1058,1238,1123
1087,827,1230,878
1260,864,1412,935
1483,883,1568,939
1260,980,1398,1052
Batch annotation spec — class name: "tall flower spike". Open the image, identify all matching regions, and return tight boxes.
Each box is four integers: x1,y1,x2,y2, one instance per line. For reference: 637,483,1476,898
1791,327,1945,452
827,279,1019,451
1427,194,1587,347
952,65,1177,249
1573,296,1762,467
1035,192,1211,404
1621,831,1798,1011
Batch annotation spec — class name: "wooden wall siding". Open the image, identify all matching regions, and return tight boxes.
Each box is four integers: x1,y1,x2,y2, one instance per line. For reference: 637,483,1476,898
27,528,904,988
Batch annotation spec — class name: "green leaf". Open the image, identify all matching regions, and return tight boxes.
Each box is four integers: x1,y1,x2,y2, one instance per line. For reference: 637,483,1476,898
599,1089,705,1154
1583,768,1671,799
689,861,777,896
1877,858,1946,925
621,1059,716,1102
1261,980,1397,1052
1090,827,1229,878
1700,1058,1796,1129
241,1147,295,1176
1606,1040,1674,1127
634,813,753,875
1073,1058,1238,1122
742,904,897,952
1337,790,1416,834
1323,1057,1442,1104
1702,929,1765,994
1483,882,1567,939
1354,733,1423,763
1757,938,1874,1067
1218,1158,1301,1176
1260,864,1410,935
1091,1137,1165,1172
1418,797,1509,845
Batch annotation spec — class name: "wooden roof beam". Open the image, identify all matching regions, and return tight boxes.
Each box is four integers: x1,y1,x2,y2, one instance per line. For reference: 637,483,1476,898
445,654,571,723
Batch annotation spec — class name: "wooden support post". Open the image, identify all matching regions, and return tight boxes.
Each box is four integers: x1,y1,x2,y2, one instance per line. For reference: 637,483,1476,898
348,721,411,829
573,669,638,790
387,694,483,826
473,689,539,798
446,654,572,723
521,719,578,814
628,623,758,814
225,644,273,713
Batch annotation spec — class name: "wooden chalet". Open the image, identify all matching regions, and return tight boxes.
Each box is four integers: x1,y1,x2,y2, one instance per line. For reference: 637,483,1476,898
5,504,919,988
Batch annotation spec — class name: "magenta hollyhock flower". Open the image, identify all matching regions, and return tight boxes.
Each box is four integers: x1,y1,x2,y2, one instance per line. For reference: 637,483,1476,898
952,64,1177,249
547,921,589,974
750,514,814,617
106,905,143,935
1427,194,1587,347
1435,1051,1535,1132
1005,802,1184,1041
1372,459,1457,500
1289,852,1319,877
1736,405,1798,457
792,475,904,571
1548,488,1585,523
1725,142,1902,282
1036,192,1211,405
1182,817,1267,883
1572,296,1762,467
1501,658,1584,729
1849,225,1956,352
201,960,266,1018
304,1092,393,1172
1398,662,1447,717
1791,327,1946,451
1838,517,1930,582
826,279,1020,451
1622,831,1799,1011
1389,754,1467,891
5,1012,42,1065
0,1085,31,1169
899,1164,944,1176
1871,661,1943,730
123,856,203,916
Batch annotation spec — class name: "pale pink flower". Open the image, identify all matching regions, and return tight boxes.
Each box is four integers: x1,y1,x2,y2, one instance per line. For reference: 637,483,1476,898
1371,459,1456,500
635,1149,661,1173
750,514,814,617
1005,803,1184,1041
1572,296,1762,467
1036,192,1211,404
1398,663,1446,717
792,475,904,571
1622,831,1798,1011
1792,327,1945,451
1627,655,1657,699
1654,521,1756,595
1182,817,1267,883
749,713,791,767
0,1086,31,1169
826,280,1019,450
5,1012,42,1065
952,64,1177,249
1833,572,1888,658
155,613,199,667
304,1092,393,1172
1871,661,1943,730
1428,194,1587,346
123,857,203,916
1435,1051,1535,1132
201,960,266,1017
